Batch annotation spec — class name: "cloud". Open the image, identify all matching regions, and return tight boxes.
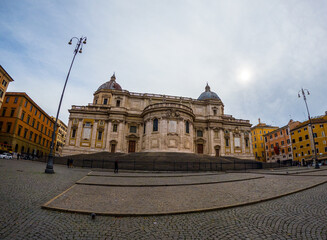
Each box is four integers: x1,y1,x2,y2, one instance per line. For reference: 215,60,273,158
1,0,327,126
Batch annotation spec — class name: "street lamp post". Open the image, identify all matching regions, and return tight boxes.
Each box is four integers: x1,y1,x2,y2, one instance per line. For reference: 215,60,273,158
298,88,319,169
45,36,87,174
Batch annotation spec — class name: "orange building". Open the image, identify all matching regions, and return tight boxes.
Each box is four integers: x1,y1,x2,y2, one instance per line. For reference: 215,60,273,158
251,119,278,162
264,120,300,164
0,92,55,157
0,65,14,109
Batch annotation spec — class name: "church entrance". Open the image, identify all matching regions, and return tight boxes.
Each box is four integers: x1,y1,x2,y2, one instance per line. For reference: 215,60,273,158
111,144,116,153
214,146,220,157
197,144,203,154
128,141,136,153
215,148,220,157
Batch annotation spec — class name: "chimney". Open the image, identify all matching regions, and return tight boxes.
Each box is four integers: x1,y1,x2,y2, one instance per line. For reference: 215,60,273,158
258,118,261,124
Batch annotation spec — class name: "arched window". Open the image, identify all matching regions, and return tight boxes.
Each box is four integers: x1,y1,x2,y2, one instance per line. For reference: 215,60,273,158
153,118,158,132
185,121,189,134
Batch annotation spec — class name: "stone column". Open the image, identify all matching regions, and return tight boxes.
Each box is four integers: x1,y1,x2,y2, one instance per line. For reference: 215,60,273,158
241,132,245,153
207,127,212,155
105,121,112,151
230,131,234,154
249,133,253,154
91,121,98,148
76,120,83,147
66,119,72,144
220,129,225,155
118,122,124,152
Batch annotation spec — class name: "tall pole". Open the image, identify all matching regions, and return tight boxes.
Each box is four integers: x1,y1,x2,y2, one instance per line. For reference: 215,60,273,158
45,36,87,174
298,88,319,169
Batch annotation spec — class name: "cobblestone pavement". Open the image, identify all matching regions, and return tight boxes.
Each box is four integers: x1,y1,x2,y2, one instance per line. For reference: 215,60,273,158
1,159,327,239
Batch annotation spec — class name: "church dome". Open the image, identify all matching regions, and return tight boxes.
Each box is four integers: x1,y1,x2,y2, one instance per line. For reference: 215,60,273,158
97,74,122,91
197,83,220,101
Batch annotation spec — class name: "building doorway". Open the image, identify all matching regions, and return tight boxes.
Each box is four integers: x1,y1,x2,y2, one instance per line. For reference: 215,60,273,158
197,144,203,154
215,148,220,157
128,141,136,153
111,144,116,153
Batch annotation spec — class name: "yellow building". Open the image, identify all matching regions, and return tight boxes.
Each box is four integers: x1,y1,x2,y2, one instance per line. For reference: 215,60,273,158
290,112,327,165
251,118,278,162
0,92,55,157
0,65,14,109
51,117,67,156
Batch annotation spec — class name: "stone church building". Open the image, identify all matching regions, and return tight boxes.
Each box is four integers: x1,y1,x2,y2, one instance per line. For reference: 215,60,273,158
62,74,254,159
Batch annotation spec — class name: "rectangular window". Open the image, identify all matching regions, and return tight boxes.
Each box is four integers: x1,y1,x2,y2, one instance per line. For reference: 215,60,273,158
313,133,317,138
30,105,33,111
299,137,302,142
24,129,28,138
254,144,257,148
36,122,39,130
72,129,76,138
274,133,277,137
34,109,37,116
6,123,12,133
39,113,41,119
325,147,327,152
38,136,42,144
10,108,15,117
197,130,203,137
298,130,301,133
270,135,272,139
116,100,120,107
305,135,309,140
271,144,273,148
265,137,267,142
225,138,229,147
2,80,7,87
103,98,108,105
14,97,18,103
34,134,37,143
130,126,137,133
292,139,295,143
21,111,25,121
286,129,289,135
281,141,284,145
17,125,22,136
32,119,35,127
0,89,3,98
113,124,118,132
5,97,9,103
41,125,43,132
245,139,249,147
287,139,290,144
97,131,103,140
29,131,33,141
24,101,28,107
2,108,6,117
280,131,283,135
304,127,307,131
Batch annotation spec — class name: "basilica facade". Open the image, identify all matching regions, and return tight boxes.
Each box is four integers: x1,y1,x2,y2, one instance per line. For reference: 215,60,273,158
62,74,254,159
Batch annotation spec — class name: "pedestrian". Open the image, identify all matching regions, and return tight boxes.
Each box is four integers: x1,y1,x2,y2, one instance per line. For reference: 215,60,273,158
114,160,118,173
67,158,70,168
69,158,74,168
17,153,20,160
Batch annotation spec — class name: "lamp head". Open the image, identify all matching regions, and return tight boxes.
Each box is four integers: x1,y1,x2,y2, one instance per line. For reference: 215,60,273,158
298,93,301,98
79,49,82,53
68,39,72,45
83,39,87,44
307,91,310,95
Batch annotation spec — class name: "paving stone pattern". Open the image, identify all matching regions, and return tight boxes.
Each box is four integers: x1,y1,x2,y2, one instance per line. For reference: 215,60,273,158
1,159,327,239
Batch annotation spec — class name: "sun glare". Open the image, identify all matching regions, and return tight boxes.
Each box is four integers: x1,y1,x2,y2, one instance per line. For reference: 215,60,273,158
237,68,253,85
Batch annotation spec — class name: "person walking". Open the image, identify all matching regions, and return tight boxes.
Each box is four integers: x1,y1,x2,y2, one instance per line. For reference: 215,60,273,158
114,160,118,173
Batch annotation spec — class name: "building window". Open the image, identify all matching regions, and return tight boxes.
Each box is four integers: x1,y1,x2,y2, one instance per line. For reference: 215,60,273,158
32,119,35,127
305,135,309,140
5,97,9,103
6,123,12,133
98,131,103,140
24,101,28,107
0,89,3,98
14,97,18,103
292,139,295,143
320,124,323,128
71,129,76,138
2,80,7,87
286,129,289,135
153,118,158,132
103,98,108,105
287,139,290,144
313,133,317,138
254,144,257,149
245,139,249,147
274,133,277,137
2,108,6,117
24,129,28,138
95,99,98,104
271,144,274,148
34,109,37,116
130,126,137,133
10,108,15,117
300,145,303,148
116,100,121,107
299,137,302,142
281,141,284,145
185,121,189,134
270,135,272,139
144,123,146,134
325,147,327,152
322,132,325,137
113,124,118,132
30,105,33,111
21,111,25,121
39,113,41,119
280,131,283,135
298,130,301,133
17,125,22,136
34,134,37,143
36,122,39,130
197,130,203,137
225,138,229,147
29,131,33,141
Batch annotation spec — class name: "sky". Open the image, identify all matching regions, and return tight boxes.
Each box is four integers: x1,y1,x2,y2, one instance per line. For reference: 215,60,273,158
1,0,327,127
